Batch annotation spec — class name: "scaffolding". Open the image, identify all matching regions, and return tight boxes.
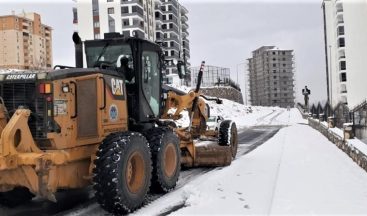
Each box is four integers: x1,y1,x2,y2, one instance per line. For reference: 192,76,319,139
190,65,232,87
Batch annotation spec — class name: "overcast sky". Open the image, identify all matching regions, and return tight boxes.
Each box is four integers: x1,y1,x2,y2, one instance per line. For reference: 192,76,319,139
0,0,327,104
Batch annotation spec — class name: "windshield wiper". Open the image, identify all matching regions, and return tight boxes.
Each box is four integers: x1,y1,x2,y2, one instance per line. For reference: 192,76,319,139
95,42,110,63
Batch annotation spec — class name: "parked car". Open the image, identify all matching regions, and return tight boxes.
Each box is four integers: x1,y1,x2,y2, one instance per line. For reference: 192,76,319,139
207,115,224,131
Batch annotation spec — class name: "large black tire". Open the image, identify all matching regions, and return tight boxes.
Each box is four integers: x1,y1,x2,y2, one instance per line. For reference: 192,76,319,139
144,127,181,193
0,187,34,207
218,120,238,159
93,132,152,215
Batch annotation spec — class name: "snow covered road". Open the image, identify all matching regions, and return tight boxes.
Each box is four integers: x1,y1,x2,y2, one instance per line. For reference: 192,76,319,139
132,109,367,215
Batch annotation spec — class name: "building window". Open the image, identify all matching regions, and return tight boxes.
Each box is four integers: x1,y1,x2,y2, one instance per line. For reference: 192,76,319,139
340,72,347,82
107,0,114,2
121,6,129,13
338,37,345,48
273,63,276,67
272,52,276,55
283,64,286,67
340,61,346,70
94,21,100,27
273,70,276,73
337,26,345,36
108,7,115,14
122,19,129,26
94,33,100,39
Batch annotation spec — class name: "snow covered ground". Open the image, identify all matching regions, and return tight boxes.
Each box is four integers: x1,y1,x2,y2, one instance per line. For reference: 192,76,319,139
133,108,367,215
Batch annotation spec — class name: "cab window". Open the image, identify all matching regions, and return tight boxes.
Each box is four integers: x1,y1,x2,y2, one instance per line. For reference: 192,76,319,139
142,51,160,117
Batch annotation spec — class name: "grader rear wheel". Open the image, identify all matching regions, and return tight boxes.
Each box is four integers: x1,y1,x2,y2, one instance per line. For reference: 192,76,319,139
93,132,152,215
144,127,181,193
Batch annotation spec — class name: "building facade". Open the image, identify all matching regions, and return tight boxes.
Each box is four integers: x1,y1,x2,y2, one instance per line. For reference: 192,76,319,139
73,0,190,84
248,46,295,108
322,0,367,109
0,12,52,70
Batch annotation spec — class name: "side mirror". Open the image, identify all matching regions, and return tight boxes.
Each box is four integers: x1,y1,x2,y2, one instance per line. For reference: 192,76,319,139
177,60,186,79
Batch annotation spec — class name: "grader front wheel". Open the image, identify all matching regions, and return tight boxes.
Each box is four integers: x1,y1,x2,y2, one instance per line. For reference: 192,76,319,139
218,120,238,159
93,132,152,215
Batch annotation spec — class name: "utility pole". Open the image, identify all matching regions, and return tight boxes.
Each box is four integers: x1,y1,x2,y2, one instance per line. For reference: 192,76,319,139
329,45,333,108
236,62,247,105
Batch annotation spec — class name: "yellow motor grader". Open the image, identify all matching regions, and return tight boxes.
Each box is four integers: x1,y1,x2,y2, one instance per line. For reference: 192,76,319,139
0,32,238,214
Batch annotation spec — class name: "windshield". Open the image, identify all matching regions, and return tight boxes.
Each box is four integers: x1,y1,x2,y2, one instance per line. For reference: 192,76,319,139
208,117,216,122
85,43,134,69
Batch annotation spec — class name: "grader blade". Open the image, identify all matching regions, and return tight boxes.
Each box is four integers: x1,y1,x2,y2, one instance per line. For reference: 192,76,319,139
194,145,232,167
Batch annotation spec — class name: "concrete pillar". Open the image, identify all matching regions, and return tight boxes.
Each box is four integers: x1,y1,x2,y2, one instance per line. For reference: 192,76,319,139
328,117,335,128
343,123,354,140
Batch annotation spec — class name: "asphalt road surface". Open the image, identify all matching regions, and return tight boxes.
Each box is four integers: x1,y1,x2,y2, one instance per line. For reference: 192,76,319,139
0,125,283,216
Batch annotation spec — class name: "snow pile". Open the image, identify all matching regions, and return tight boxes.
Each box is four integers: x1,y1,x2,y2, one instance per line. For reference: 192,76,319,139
166,85,299,129
167,84,192,93
206,98,304,128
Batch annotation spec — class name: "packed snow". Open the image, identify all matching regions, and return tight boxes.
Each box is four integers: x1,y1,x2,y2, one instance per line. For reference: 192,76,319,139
132,105,367,215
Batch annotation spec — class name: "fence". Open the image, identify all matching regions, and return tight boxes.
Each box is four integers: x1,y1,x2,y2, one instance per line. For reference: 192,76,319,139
308,100,367,143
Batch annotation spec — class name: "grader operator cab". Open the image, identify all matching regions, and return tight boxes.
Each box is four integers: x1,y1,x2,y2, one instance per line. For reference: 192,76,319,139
0,32,238,214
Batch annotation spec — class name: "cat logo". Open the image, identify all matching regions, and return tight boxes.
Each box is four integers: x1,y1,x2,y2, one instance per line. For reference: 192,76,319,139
111,78,124,96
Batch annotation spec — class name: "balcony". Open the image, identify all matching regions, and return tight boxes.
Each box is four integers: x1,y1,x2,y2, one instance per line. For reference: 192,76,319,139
121,0,143,7
181,14,188,22
338,49,345,59
336,8,343,13
180,5,188,14
181,22,189,30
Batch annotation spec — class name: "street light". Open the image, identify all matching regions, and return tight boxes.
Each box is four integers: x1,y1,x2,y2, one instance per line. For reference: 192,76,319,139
236,62,247,105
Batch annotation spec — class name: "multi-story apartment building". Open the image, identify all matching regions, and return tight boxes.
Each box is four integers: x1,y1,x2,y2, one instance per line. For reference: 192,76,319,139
73,0,190,84
248,46,295,108
73,0,155,40
0,12,52,70
322,0,367,109
159,0,190,80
